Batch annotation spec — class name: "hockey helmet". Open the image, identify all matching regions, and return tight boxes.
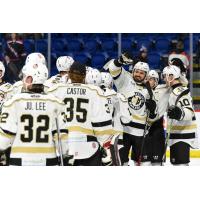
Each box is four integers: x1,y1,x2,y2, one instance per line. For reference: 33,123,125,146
100,72,113,89
25,52,46,66
23,63,49,84
85,68,102,86
165,65,181,82
56,56,74,72
148,70,159,81
133,61,149,74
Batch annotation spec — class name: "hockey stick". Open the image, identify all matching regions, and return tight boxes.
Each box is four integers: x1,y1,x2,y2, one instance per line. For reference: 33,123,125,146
110,134,122,166
137,81,153,166
161,88,190,166
55,118,64,166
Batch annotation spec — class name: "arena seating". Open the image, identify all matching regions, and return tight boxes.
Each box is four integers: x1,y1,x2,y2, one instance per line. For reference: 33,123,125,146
0,33,198,76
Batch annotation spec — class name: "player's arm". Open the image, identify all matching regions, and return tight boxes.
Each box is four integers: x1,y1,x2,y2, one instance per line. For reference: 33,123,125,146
0,104,16,151
104,52,133,78
168,93,194,121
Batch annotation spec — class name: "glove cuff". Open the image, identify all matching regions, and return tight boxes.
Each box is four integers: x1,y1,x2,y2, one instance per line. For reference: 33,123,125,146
114,59,123,67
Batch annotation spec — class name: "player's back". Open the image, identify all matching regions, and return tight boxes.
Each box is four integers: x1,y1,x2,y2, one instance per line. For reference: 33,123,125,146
0,92,65,166
48,83,113,159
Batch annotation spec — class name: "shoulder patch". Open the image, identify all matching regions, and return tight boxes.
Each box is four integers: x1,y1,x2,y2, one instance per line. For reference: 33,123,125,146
173,86,187,96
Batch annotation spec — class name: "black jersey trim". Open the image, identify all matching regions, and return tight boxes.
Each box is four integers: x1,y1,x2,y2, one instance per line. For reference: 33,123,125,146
121,121,148,130
1,129,16,136
92,120,112,127
170,132,195,139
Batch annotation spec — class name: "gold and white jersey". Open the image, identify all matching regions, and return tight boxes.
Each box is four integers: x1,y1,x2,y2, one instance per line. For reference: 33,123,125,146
107,60,157,136
153,84,171,119
45,74,71,88
47,83,113,159
11,80,50,97
0,82,13,106
0,92,66,166
168,84,198,148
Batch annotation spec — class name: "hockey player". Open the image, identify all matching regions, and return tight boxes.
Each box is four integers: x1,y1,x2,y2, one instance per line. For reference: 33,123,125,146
0,62,67,166
146,70,170,165
106,53,158,166
85,68,102,86
0,61,13,108
0,61,13,165
168,57,188,86
100,72,125,165
164,65,198,165
11,52,50,96
47,61,114,166
45,56,74,87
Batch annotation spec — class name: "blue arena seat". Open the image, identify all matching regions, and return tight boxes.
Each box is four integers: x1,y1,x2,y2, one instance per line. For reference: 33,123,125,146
121,38,133,52
91,52,109,69
74,52,91,65
148,53,161,69
155,39,170,53
62,33,78,39
83,39,100,52
52,38,67,52
24,39,35,54
67,39,83,52
101,39,117,52
35,39,48,54
55,51,74,58
50,53,58,75
184,38,196,51
108,52,118,59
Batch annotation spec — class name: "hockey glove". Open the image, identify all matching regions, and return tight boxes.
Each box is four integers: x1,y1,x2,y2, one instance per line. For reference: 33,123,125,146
114,52,134,67
145,99,156,113
63,154,74,166
100,147,112,166
0,152,6,166
167,105,183,120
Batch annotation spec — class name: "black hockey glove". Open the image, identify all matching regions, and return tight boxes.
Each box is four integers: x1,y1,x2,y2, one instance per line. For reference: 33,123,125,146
63,155,74,166
0,152,6,166
100,147,112,166
145,99,156,114
114,52,134,67
167,105,183,120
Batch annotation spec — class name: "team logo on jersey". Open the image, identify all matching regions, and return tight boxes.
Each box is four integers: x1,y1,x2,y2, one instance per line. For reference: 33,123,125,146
128,92,145,110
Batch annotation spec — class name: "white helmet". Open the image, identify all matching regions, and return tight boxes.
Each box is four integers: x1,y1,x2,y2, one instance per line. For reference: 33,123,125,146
148,70,159,88
23,63,49,84
86,66,93,73
25,52,46,66
133,61,149,74
100,72,113,89
165,65,181,82
0,61,5,79
56,56,74,72
148,70,159,81
85,69,102,86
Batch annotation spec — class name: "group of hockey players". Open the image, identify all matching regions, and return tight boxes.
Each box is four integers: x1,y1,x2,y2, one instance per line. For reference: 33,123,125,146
0,50,198,166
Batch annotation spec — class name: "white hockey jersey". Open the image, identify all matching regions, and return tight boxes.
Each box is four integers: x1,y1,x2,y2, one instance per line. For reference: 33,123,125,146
47,83,114,159
0,92,67,166
107,60,157,136
168,84,198,148
45,74,71,88
0,82,13,108
153,84,171,119
11,80,50,96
